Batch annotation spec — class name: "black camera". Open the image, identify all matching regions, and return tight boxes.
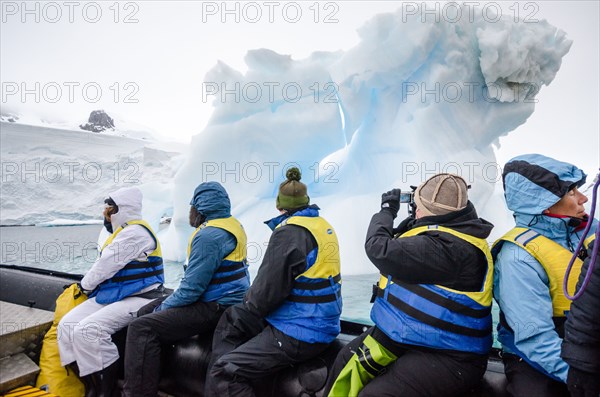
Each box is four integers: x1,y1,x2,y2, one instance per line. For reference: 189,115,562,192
403,186,418,218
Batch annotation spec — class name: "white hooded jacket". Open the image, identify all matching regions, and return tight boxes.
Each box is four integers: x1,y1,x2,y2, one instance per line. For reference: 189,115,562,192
80,187,158,294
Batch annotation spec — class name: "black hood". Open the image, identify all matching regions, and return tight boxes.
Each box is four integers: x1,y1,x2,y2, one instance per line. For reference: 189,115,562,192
412,201,493,239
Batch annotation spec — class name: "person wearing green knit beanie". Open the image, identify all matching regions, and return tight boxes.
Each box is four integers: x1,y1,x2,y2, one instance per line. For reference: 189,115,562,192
207,166,342,397
276,167,310,211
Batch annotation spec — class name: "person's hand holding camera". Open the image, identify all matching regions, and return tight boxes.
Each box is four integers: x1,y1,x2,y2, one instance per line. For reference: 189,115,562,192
381,189,401,219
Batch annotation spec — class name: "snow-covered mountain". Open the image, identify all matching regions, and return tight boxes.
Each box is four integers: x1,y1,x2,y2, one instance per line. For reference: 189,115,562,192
0,109,169,142
0,119,185,227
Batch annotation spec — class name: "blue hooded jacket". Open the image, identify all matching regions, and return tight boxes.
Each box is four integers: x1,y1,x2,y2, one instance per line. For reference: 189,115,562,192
493,154,597,382
159,182,243,310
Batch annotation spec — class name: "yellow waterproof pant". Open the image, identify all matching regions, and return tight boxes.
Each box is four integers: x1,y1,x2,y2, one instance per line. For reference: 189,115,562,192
328,334,397,397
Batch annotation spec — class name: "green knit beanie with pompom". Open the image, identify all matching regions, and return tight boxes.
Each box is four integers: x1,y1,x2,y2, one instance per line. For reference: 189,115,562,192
276,167,310,210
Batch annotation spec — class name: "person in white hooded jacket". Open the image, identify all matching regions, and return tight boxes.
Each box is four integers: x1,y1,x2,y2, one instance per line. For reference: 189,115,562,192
57,186,165,396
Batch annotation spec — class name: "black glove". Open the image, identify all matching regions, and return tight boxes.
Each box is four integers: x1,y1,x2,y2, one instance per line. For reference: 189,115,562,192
381,189,401,218
567,367,600,397
76,282,92,296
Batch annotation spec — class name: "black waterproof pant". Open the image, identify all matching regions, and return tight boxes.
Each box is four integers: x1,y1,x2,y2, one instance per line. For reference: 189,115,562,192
122,299,224,397
567,367,600,397
205,304,329,397
502,353,569,397
323,326,488,397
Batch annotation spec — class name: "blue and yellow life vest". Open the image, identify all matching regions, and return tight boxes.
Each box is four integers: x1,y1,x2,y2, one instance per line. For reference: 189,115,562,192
371,225,494,354
266,216,342,344
493,228,596,319
91,220,164,304
187,216,249,303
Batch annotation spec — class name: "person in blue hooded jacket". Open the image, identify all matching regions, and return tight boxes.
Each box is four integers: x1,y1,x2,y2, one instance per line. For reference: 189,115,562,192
122,182,249,397
493,154,598,397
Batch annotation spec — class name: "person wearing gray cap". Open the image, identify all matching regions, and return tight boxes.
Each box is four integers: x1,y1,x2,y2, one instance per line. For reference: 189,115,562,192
324,173,494,397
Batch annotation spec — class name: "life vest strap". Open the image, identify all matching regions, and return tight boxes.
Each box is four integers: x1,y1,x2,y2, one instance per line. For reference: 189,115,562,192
288,289,341,304
294,274,341,290
387,281,490,318
110,268,164,283
209,269,247,285
121,260,164,270
214,262,246,274
376,288,489,338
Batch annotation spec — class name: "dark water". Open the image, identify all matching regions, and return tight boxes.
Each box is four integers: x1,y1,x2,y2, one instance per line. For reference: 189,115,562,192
0,225,500,345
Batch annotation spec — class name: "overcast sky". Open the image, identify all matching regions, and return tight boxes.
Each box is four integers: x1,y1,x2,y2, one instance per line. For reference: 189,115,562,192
1,1,598,175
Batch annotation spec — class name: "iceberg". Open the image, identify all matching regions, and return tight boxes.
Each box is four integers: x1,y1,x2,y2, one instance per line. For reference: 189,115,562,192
161,5,572,275
0,5,575,277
